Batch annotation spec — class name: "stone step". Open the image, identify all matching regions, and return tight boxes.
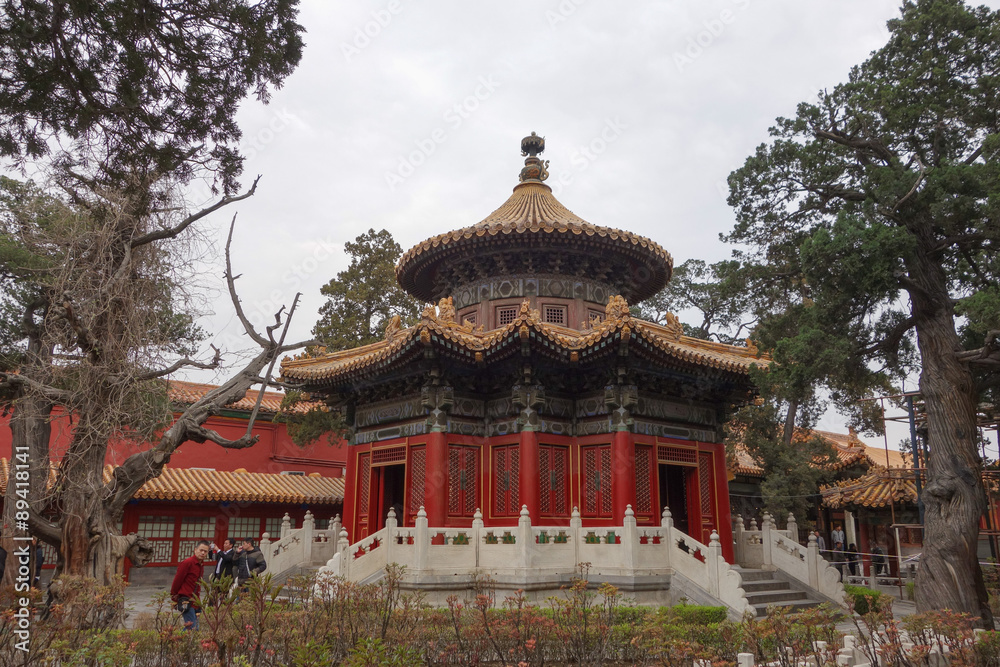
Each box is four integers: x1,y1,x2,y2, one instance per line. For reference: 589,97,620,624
741,579,792,593
735,568,776,582
746,590,812,605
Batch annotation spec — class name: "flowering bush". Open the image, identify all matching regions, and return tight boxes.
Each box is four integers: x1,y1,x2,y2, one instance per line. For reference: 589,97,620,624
2,568,999,665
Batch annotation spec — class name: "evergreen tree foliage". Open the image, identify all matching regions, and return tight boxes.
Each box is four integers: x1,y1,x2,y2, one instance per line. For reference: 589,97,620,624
637,259,754,344
0,0,307,585
726,0,1000,625
312,229,420,351
0,0,304,199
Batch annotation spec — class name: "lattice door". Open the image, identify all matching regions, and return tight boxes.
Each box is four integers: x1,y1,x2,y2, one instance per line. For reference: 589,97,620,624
539,445,569,516
634,445,654,515
448,445,478,517
699,452,715,541
493,445,520,516
358,452,371,533
581,444,613,518
409,447,426,514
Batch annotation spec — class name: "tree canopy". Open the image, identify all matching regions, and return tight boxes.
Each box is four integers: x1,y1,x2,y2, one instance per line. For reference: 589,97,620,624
0,0,307,586
312,229,421,351
0,0,303,200
726,0,1000,625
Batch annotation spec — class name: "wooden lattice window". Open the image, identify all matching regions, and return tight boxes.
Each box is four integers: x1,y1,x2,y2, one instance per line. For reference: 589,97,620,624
138,515,176,563
543,304,567,325
462,312,477,326
634,445,654,514
582,445,613,518
496,305,518,327
448,446,478,516
409,447,426,514
658,445,698,465
493,445,520,516
539,445,569,516
372,446,406,465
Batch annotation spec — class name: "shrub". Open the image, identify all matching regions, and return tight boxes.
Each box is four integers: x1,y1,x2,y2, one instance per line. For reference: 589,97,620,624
844,583,891,615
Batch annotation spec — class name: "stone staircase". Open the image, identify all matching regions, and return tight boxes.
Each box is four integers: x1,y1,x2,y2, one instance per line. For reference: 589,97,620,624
737,568,823,617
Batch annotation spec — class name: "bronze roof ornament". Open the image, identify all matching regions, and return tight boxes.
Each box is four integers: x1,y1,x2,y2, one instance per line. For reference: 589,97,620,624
519,132,549,182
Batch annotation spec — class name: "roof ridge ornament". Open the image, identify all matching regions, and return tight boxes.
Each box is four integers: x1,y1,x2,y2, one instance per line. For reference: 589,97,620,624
519,131,549,183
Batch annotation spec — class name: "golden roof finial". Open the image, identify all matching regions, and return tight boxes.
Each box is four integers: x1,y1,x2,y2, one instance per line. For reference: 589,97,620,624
519,131,549,182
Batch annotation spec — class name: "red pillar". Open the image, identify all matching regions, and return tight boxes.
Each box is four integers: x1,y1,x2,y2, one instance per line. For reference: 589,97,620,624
425,431,448,527
711,443,736,563
343,448,359,539
519,429,540,520
611,430,635,523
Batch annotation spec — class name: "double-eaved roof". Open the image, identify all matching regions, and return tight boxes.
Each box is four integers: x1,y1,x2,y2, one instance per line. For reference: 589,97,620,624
280,299,765,389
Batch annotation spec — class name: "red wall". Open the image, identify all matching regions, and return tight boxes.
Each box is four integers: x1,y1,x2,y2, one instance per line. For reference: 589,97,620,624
0,406,346,476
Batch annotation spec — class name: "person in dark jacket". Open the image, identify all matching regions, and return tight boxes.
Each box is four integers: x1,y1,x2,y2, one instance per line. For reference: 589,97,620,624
209,538,236,581
234,538,267,587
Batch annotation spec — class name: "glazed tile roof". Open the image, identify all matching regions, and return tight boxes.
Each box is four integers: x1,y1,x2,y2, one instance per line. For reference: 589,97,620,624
396,180,673,303
167,380,318,414
0,459,344,504
280,299,765,387
820,466,918,509
731,429,909,478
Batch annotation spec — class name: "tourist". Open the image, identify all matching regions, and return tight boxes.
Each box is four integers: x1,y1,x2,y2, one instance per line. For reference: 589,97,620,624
872,544,888,576
832,541,847,578
813,530,827,555
170,540,210,630
235,538,267,589
831,523,845,548
846,543,860,576
210,538,236,582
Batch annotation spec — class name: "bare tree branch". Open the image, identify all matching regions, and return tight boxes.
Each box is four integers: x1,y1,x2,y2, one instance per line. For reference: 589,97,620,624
225,213,269,346
130,175,261,248
0,372,75,404
130,345,223,382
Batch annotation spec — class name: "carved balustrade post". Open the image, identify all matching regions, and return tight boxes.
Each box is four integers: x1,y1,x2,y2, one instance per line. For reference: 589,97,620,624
761,512,774,571
570,506,582,566
472,509,484,568
622,505,637,572
707,530,722,598
415,506,429,572
734,514,745,566
517,505,532,571
661,507,674,568
302,510,314,563
385,507,397,565
786,512,798,542
807,532,820,589
280,512,292,540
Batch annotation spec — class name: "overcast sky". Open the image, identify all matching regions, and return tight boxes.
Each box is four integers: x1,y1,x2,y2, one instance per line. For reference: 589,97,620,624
176,0,997,453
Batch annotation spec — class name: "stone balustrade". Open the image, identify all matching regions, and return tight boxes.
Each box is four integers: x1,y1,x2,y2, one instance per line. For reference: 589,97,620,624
320,504,751,617
259,511,342,580
733,512,847,607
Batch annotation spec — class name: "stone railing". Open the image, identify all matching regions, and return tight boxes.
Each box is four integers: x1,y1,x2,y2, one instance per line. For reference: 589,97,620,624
734,512,846,607
320,505,751,617
259,511,341,580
